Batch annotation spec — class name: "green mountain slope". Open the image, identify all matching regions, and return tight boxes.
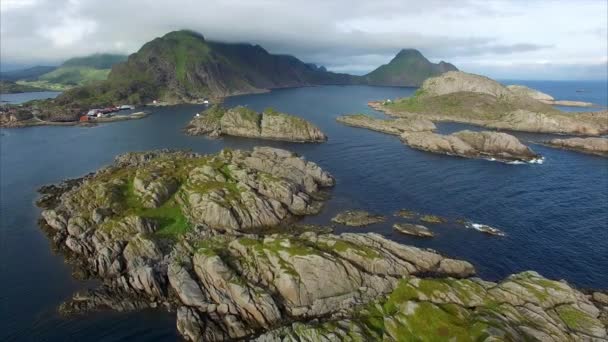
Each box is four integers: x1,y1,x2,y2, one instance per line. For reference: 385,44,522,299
62,53,128,69
0,66,57,82
17,53,127,91
365,49,458,87
56,30,359,107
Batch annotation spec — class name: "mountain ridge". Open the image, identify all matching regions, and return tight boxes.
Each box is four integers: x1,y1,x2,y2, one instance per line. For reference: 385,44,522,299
365,48,458,87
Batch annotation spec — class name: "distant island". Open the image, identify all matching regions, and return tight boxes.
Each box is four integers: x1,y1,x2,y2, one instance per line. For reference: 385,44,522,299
370,71,608,137
0,30,459,127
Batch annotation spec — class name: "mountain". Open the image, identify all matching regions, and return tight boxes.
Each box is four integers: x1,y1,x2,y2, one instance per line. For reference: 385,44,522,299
0,66,57,82
56,30,358,106
13,54,128,91
364,49,458,87
61,53,128,69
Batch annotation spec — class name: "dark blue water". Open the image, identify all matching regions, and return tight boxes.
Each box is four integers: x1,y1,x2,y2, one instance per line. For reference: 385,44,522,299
1,84,607,341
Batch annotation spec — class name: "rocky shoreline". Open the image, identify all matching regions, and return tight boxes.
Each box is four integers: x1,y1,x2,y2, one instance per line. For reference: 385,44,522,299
36,148,607,340
507,85,595,108
544,137,608,157
0,111,149,128
185,105,327,142
336,114,436,135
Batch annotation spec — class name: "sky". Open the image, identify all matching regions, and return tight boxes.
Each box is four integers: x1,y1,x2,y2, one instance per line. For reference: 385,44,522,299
1,0,607,80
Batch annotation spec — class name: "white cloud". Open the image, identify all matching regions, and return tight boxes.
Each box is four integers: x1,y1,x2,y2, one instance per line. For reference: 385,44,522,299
0,0,606,79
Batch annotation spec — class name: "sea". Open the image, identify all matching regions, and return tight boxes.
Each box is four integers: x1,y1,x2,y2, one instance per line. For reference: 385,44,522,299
1,80,606,341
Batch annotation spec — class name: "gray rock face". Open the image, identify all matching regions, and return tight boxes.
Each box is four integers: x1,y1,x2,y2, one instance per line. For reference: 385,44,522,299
508,85,595,107
336,114,436,135
423,71,513,98
401,130,541,163
393,223,434,237
37,147,334,307
331,210,386,227
545,137,608,157
185,106,327,142
255,271,607,341
507,84,555,101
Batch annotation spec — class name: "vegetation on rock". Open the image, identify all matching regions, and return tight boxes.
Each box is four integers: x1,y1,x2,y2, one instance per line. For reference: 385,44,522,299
373,71,608,136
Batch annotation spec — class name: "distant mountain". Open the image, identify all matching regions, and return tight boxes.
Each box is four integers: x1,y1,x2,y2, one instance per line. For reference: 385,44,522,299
57,30,358,106
62,53,128,69
0,66,57,82
364,49,458,87
0,80,50,94
9,54,128,91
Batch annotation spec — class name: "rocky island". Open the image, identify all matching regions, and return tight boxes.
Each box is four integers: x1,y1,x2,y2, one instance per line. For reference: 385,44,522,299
36,147,607,341
336,113,541,163
544,137,608,157
401,130,542,163
185,105,327,142
371,71,608,136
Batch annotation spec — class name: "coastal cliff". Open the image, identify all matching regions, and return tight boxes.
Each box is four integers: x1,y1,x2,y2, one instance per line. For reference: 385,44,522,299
371,71,608,136
185,106,327,142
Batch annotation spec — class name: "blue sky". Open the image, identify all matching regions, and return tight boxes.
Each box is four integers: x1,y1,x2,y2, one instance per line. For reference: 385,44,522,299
1,0,607,80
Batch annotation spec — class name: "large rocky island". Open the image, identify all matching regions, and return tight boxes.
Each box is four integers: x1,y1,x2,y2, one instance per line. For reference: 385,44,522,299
371,71,608,136
37,148,607,341
185,106,327,142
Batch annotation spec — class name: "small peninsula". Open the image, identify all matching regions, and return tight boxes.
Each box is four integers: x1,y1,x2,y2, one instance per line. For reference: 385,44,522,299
507,84,595,108
185,105,327,142
371,71,608,136
36,148,607,341
544,137,608,157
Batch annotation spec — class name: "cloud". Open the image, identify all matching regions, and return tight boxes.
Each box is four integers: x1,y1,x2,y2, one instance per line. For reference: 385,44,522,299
0,0,606,79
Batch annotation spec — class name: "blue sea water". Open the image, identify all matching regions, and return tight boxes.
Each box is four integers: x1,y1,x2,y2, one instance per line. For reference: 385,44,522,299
1,83,607,341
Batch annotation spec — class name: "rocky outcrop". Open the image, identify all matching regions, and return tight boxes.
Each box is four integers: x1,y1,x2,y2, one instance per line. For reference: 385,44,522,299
255,271,607,341
371,71,608,136
401,130,542,163
545,137,608,157
393,223,434,237
185,106,326,142
507,85,595,107
336,114,435,135
36,148,607,341
507,84,555,102
331,210,386,227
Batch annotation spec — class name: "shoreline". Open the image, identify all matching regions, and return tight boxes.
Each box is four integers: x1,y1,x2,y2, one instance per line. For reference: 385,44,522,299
0,111,150,129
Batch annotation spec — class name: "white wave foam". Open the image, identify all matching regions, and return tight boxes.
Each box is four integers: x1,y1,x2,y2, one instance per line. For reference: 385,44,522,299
465,222,506,236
